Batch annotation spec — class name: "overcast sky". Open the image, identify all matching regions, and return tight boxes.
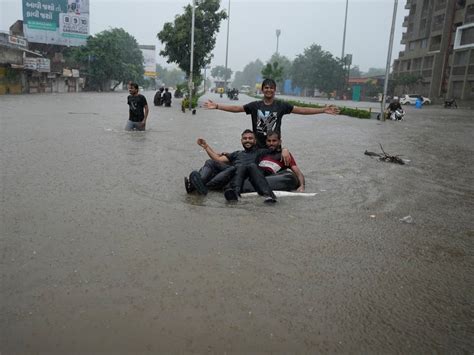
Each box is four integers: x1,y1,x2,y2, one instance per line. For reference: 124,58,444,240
1,0,408,73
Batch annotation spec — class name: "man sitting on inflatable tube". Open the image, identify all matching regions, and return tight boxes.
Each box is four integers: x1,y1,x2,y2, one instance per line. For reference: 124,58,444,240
185,130,305,195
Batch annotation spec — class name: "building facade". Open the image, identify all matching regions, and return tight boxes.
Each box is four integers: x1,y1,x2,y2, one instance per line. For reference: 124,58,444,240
0,21,84,95
393,0,474,103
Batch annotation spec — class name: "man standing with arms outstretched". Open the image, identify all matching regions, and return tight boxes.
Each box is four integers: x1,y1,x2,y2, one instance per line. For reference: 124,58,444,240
204,78,340,150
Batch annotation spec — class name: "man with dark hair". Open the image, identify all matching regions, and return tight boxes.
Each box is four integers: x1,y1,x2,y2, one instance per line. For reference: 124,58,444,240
125,83,149,131
204,78,340,151
244,130,305,192
187,130,278,203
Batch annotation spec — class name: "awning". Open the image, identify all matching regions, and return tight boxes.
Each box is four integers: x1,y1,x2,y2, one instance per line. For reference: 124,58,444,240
19,48,43,57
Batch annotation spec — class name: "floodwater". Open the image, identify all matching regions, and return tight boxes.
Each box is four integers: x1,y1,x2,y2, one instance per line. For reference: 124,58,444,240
1,91,473,353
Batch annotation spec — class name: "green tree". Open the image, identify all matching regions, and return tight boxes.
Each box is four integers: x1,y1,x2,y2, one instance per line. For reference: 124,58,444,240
231,59,264,88
364,67,386,77
391,73,422,94
156,64,186,87
211,65,232,81
267,53,292,88
67,28,144,91
157,0,227,91
261,61,284,83
290,44,344,95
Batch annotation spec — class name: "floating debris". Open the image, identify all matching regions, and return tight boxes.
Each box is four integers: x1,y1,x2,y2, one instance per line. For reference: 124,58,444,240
365,144,406,165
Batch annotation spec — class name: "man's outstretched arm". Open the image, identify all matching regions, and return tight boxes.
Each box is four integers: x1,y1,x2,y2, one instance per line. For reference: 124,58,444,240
292,105,340,115
197,138,230,164
204,100,245,113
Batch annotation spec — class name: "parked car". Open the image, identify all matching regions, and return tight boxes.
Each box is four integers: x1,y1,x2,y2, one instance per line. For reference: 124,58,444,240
399,94,431,105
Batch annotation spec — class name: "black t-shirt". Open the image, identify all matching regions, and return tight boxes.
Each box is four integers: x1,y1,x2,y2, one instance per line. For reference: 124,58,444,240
127,94,148,121
388,102,402,111
243,100,294,148
226,147,271,166
163,92,172,103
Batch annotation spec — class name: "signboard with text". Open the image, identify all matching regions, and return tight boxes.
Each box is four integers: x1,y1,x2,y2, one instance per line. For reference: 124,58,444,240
139,45,156,78
23,0,89,46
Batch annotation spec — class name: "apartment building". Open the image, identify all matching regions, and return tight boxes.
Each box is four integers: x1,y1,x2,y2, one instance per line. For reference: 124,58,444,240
393,0,474,103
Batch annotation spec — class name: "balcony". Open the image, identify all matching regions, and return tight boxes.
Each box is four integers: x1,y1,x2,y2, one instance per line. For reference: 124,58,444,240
401,33,408,45
399,50,405,58
403,15,409,27
405,0,412,10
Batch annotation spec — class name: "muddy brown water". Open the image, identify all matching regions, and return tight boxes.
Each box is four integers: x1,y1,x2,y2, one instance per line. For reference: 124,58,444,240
1,92,473,353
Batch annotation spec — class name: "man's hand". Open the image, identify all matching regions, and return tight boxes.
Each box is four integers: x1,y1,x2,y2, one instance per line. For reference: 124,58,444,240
296,185,305,192
281,148,291,166
203,100,218,109
139,120,146,129
324,105,340,115
197,138,208,149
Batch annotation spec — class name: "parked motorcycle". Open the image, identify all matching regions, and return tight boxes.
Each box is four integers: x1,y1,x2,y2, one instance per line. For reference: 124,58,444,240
444,98,457,108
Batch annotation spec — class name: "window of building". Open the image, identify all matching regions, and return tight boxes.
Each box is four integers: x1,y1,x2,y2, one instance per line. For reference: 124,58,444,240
420,19,427,33
454,50,469,65
454,23,474,49
413,58,422,70
456,0,466,10
421,38,428,48
423,56,434,68
435,0,447,11
460,27,474,45
432,14,445,31
421,0,430,16
409,41,417,50
430,35,442,51
466,4,474,23
451,81,463,97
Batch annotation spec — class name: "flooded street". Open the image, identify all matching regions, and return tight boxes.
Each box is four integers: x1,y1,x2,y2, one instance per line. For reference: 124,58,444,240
1,91,473,353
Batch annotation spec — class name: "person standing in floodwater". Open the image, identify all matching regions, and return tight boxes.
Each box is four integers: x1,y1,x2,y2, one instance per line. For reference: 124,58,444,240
125,83,149,131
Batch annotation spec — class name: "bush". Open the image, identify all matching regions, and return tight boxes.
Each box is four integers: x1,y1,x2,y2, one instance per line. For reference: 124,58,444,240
181,93,202,109
285,99,371,119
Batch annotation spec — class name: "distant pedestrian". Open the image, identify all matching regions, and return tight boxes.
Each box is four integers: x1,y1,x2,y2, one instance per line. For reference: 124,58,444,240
153,90,165,106
125,82,148,131
163,87,172,107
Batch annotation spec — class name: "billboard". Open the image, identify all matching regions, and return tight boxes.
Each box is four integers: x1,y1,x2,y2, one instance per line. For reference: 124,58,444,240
23,0,89,46
139,45,156,78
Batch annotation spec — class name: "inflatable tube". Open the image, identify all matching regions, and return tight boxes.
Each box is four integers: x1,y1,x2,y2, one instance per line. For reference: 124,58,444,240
241,191,317,197
241,170,299,193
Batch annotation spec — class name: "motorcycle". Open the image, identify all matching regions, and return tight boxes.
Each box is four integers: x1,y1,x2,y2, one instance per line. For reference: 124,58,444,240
444,98,457,108
390,108,405,121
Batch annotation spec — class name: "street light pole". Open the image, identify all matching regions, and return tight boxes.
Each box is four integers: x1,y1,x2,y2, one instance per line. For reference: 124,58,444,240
340,0,349,97
189,0,196,111
341,0,348,60
381,0,398,121
276,29,281,54
224,0,231,91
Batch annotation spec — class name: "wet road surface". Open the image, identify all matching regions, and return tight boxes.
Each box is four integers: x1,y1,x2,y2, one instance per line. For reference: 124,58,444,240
1,91,473,353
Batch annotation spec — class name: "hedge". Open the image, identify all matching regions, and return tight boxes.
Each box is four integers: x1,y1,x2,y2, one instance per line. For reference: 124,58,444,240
285,99,372,119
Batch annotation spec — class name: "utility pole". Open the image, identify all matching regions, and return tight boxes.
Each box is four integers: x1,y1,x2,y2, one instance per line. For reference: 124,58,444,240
340,0,349,97
341,0,348,60
224,0,231,91
276,29,281,54
188,0,196,111
381,0,398,121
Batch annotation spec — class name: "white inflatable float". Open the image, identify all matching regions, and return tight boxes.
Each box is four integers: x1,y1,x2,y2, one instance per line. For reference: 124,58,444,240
241,191,318,198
